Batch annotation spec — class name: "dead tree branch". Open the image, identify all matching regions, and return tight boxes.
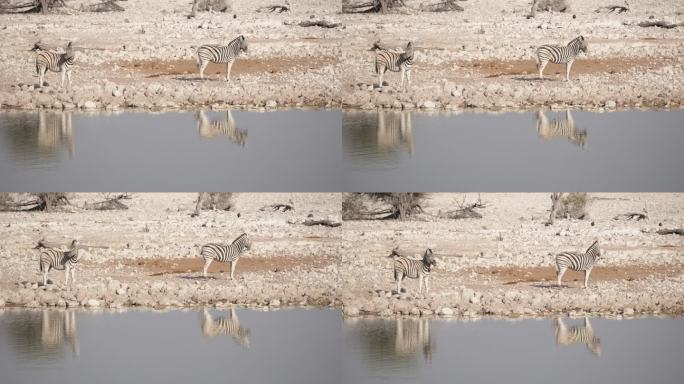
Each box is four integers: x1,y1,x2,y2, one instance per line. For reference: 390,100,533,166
301,219,341,227
79,1,124,12
656,228,684,236
286,20,343,28
419,0,463,12
595,4,629,14
260,202,294,212
256,4,289,13
629,20,684,29
613,212,648,221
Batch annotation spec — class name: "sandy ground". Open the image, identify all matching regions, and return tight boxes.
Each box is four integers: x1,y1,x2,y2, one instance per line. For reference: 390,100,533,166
0,0,682,111
0,193,342,308
0,193,682,318
339,0,684,110
338,193,684,317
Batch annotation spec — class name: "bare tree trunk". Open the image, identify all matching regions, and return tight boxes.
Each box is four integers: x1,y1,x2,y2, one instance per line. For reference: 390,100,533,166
193,192,206,217
40,0,47,13
547,192,563,225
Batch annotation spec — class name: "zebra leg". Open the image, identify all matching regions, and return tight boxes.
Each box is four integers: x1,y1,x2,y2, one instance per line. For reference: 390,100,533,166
538,60,547,80
557,266,566,287
65,265,71,288
230,259,238,280
226,61,234,82
60,68,66,88
199,60,208,80
584,268,592,289
406,70,412,90
203,258,212,278
396,275,402,294
400,68,406,90
38,68,46,88
425,275,430,294
378,69,384,90
42,267,49,286
565,60,574,82
71,268,76,285
66,69,72,89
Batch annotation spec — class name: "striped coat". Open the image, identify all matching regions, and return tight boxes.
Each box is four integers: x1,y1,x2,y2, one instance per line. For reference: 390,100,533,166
555,317,602,356
201,308,251,348
536,36,587,81
33,41,75,88
37,239,79,287
197,35,248,81
536,110,587,148
201,233,251,279
390,247,436,294
375,42,415,90
555,240,602,288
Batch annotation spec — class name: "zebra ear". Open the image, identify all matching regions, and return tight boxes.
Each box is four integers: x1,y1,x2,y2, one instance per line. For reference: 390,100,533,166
579,36,585,41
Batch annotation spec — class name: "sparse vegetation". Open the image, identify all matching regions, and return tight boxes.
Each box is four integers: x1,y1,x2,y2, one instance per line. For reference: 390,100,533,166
342,193,367,220
0,0,67,14
192,193,235,217
547,193,590,224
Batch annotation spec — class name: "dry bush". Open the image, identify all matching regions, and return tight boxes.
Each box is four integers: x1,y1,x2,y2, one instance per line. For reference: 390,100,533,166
0,193,11,210
190,0,231,16
0,0,67,14
556,193,590,220
369,193,426,220
342,193,366,220
193,192,235,216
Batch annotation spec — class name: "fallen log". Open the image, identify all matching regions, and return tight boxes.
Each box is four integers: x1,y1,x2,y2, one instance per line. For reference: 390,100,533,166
256,4,289,13
613,212,647,221
419,0,463,12
260,202,294,212
302,219,341,227
634,20,684,29
595,5,629,13
286,20,343,28
656,228,684,236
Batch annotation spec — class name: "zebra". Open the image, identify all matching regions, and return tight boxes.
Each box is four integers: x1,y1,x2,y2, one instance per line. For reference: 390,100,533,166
196,35,248,81
555,317,602,356
37,239,80,287
196,110,247,146
536,110,587,148
201,233,251,279
555,240,602,288
201,308,251,348
38,111,75,156
390,247,436,295
375,41,415,90
32,41,75,89
535,36,588,81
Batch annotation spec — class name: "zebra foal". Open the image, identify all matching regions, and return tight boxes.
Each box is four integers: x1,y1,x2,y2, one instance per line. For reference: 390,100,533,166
555,240,603,288
390,247,436,295
32,41,75,89
200,233,251,280
36,239,80,287
197,35,248,82
375,41,415,91
536,36,588,81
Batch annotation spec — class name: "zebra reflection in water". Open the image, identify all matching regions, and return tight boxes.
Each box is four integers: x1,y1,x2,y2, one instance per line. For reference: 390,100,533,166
41,309,79,357
554,317,602,356
38,111,74,157
196,110,247,147
395,318,433,362
536,110,587,148
201,308,251,348
377,111,414,156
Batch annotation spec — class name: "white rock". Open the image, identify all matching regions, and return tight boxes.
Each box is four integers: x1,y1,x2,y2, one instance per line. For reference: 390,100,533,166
83,101,97,110
605,100,617,109
86,299,101,307
269,299,281,307
438,307,454,316
420,100,436,109
623,307,634,316
344,306,360,317
116,287,128,296
0,299,5,307
265,100,277,108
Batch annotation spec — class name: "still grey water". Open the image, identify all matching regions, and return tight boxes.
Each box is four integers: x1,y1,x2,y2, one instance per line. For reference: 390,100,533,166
0,309,682,384
0,109,683,191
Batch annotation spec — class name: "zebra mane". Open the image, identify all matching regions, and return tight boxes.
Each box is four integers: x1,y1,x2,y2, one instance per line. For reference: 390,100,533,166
231,233,248,245
586,240,600,255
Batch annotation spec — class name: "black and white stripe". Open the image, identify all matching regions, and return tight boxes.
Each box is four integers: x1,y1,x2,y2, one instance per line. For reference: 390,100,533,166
33,41,75,88
536,110,587,148
536,36,588,81
375,42,415,90
555,240,602,288
197,35,248,81
201,308,251,348
37,239,79,287
555,317,602,356
196,110,247,146
41,309,80,356
201,233,251,279
390,247,436,294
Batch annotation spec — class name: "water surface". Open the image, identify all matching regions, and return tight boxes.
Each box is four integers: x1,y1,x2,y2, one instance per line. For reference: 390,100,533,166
0,309,682,384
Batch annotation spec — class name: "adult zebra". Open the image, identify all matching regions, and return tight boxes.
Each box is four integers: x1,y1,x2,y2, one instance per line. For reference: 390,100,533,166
32,41,75,88
37,239,80,287
555,317,602,356
374,41,415,90
536,36,588,81
390,247,436,295
536,110,587,148
555,240,603,288
196,35,248,81
200,233,251,279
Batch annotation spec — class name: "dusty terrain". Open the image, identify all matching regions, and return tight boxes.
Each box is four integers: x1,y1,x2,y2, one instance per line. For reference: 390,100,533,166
0,0,682,111
339,193,684,318
339,0,684,110
0,193,682,318
0,193,342,309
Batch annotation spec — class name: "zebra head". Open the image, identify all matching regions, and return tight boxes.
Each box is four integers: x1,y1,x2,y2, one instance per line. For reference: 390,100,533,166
34,239,47,249
576,35,588,54
69,239,79,249
236,233,251,251
588,337,602,356
403,41,415,60
423,248,436,269
238,35,248,53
